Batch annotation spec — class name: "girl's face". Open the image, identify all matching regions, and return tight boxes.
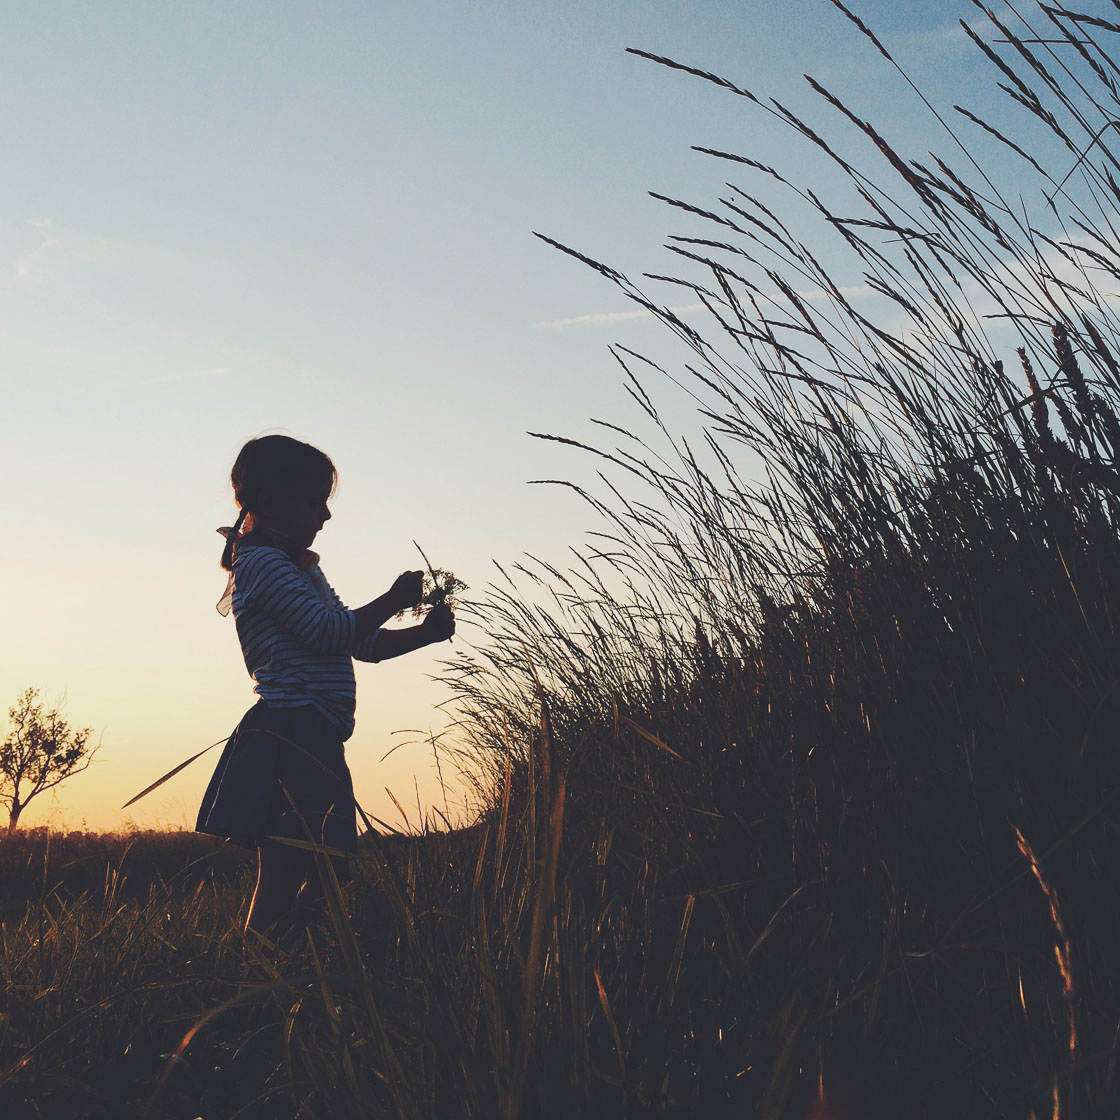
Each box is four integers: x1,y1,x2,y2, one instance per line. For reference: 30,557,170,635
258,482,332,549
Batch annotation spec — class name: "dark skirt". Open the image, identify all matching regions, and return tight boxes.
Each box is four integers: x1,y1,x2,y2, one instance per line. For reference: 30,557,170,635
195,701,357,853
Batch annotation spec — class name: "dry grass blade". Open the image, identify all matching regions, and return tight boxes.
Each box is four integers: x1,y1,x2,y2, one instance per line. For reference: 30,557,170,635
593,968,627,1088
619,714,688,762
119,736,229,809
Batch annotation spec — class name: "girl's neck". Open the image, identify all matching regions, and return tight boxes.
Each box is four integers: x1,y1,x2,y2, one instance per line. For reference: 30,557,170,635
247,522,296,547
239,524,318,568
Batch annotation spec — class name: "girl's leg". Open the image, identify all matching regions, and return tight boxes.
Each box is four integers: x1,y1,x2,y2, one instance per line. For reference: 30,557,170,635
245,844,311,937
292,854,353,923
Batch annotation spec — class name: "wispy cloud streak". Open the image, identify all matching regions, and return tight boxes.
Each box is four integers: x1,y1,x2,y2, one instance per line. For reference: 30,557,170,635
535,283,876,330
534,303,705,330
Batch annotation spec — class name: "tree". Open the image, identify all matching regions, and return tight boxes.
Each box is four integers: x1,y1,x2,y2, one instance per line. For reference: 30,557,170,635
1,688,98,833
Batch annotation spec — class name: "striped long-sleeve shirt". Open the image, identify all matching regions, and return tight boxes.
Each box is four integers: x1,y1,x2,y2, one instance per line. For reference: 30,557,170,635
230,545,383,739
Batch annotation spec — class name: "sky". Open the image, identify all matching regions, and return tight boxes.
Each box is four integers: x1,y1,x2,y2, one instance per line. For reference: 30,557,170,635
0,0,1047,832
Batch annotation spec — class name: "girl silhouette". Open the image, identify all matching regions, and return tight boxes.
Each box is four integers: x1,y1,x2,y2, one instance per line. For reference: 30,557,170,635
196,434,454,943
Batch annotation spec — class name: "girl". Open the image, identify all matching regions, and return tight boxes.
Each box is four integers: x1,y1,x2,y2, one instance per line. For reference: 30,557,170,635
196,434,454,943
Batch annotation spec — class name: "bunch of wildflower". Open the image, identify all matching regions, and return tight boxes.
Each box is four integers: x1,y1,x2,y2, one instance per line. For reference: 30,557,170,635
397,568,468,621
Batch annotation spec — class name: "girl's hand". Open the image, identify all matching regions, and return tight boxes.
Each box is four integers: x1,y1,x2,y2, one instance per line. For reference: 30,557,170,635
421,600,455,643
389,570,424,614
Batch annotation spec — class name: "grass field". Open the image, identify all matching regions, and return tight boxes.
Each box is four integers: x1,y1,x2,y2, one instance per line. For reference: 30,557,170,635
0,826,496,1119
6,4,1120,1117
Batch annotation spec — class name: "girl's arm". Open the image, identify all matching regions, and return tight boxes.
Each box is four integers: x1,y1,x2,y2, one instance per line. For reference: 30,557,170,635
360,625,427,662
357,602,455,662
239,550,421,652
353,570,423,636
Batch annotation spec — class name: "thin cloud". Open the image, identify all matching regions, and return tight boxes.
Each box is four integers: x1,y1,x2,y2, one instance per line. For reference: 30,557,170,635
11,217,226,291
535,283,874,330
534,303,705,330
14,219,130,287
907,11,998,51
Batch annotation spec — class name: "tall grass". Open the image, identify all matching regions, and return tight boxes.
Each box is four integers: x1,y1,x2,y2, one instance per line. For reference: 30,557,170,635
6,3,1120,1117
448,2,1120,1115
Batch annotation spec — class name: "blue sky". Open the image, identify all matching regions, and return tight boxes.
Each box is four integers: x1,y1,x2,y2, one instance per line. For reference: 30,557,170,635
0,0,1043,830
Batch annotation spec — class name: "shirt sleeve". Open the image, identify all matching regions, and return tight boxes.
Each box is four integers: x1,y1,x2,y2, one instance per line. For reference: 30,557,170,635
353,628,385,662
318,566,383,662
234,547,359,655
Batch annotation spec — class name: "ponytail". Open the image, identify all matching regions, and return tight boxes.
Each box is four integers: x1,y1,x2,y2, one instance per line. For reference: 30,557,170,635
219,507,248,572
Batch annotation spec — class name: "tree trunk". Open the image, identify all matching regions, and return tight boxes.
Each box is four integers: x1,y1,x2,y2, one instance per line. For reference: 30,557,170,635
7,802,21,833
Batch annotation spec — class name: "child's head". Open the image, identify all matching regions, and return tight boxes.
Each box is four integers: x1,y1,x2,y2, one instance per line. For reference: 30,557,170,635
221,435,337,569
